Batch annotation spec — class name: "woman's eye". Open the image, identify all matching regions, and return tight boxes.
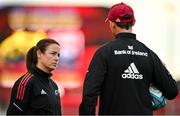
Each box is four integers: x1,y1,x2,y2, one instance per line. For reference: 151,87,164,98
51,52,60,57
51,52,56,55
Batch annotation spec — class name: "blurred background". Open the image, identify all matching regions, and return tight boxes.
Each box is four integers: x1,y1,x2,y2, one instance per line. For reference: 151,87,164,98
0,0,180,115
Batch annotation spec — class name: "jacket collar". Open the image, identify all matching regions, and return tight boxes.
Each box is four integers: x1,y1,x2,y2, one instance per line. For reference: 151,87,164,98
29,64,52,80
116,32,136,40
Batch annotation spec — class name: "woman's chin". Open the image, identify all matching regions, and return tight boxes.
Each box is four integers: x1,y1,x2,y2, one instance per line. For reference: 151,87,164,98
49,66,56,71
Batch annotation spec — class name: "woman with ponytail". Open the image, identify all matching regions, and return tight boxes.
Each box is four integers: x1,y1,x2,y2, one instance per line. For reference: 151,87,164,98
7,38,62,115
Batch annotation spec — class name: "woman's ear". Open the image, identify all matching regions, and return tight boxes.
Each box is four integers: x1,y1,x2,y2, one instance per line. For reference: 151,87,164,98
36,49,42,58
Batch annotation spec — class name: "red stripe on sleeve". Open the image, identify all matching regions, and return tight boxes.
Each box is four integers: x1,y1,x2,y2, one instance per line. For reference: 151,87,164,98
18,74,32,100
16,73,30,99
19,74,33,100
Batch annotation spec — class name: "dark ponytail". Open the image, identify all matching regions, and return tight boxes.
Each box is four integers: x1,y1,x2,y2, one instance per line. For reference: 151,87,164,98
26,46,37,70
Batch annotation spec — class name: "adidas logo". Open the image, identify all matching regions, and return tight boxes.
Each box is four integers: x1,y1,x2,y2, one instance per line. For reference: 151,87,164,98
41,89,47,95
115,18,121,22
122,62,143,79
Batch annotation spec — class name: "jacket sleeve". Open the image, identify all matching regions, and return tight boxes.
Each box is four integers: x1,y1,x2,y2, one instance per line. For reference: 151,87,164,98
79,47,108,115
7,73,33,115
150,51,178,100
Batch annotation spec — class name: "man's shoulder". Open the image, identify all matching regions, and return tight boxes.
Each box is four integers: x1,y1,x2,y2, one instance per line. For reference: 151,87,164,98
100,39,116,49
96,42,110,53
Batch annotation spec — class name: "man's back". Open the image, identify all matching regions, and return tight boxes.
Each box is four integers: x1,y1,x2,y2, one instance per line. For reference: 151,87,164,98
98,33,153,114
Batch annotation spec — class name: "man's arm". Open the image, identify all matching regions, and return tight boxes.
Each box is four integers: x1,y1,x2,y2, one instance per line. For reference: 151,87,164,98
79,47,107,115
150,51,178,100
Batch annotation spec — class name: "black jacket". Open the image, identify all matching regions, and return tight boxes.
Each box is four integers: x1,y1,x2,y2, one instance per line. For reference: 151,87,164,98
79,33,178,115
7,65,61,115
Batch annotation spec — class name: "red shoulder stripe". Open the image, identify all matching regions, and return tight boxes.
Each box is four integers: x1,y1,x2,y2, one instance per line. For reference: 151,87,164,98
16,73,30,99
19,74,33,100
18,74,32,100
16,73,33,100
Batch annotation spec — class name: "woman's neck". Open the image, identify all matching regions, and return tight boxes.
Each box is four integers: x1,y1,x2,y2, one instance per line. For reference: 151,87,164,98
36,63,51,73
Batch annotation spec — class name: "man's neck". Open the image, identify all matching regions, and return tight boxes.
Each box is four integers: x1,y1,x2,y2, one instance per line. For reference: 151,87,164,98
116,28,132,34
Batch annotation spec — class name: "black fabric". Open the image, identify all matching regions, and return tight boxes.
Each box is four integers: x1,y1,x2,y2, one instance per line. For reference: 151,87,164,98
6,65,61,115
79,32,178,115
